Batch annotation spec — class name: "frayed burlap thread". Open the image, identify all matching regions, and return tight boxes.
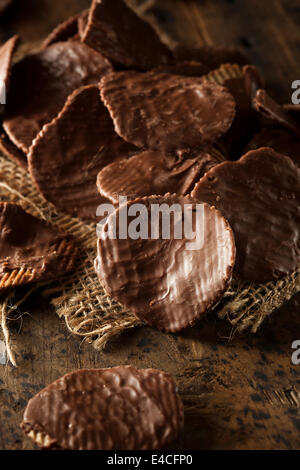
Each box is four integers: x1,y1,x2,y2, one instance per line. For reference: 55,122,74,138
217,270,300,333
0,154,299,360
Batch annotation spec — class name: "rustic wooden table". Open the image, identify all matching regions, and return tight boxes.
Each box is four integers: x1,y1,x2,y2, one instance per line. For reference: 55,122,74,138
0,0,300,450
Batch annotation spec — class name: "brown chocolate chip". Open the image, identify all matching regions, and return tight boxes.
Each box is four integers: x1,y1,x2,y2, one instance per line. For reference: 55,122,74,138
42,10,89,48
192,147,300,283
82,0,173,70
3,41,113,154
0,202,77,292
0,130,27,168
97,147,225,204
100,71,236,151
254,89,300,138
21,366,184,450
201,63,263,158
218,65,263,157
95,194,235,332
28,85,137,219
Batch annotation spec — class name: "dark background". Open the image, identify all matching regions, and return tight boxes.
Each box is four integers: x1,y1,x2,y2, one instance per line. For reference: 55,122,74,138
0,0,300,450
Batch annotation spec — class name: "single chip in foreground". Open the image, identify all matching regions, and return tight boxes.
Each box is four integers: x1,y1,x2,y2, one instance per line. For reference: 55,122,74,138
82,0,172,70
95,195,235,332
192,147,300,283
21,366,184,450
97,147,225,204
28,85,137,219
0,203,77,292
100,71,236,151
3,41,113,154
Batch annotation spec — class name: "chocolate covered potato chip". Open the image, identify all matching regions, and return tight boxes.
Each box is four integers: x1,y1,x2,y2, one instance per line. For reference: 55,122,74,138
0,203,77,291
42,10,89,48
28,85,137,219
21,366,184,450
192,147,300,283
100,71,236,151
95,194,235,332
82,0,172,70
97,147,225,204
0,130,27,168
3,41,113,154
254,89,300,138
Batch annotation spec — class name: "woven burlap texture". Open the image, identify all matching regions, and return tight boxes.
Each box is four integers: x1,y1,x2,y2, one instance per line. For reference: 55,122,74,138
0,154,299,354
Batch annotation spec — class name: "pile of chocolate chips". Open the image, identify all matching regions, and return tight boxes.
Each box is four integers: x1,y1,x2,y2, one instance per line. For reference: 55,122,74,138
1,0,300,333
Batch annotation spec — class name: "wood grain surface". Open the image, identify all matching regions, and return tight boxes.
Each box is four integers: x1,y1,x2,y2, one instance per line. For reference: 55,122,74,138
0,0,300,450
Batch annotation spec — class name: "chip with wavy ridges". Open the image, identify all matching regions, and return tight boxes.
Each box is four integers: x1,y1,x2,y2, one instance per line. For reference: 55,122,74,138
95,194,235,332
3,41,113,154
100,71,236,151
0,202,77,291
97,147,225,204
28,85,137,219
82,0,172,70
21,366,184,450
192,147,300,283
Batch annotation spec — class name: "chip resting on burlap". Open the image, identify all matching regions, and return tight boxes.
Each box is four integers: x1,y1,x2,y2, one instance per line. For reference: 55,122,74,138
0,152,300,363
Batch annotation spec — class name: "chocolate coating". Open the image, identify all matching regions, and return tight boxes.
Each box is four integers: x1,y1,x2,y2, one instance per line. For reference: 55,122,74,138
21,366,184,450
82,0,172,70
0,130,27,168
97,147,225,204
192,147,300,283
173,45,249,70
42,11,89,48
254,89,300,138
95,194,235,332
218,65,263,157
0,35,19,115
28,85,137,219
100,71,236,151
0,203,77,291
3,41,113,154
245,127,300,167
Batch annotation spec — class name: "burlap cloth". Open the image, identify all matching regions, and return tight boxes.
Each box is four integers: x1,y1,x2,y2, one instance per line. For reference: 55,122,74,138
0,153,300,364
